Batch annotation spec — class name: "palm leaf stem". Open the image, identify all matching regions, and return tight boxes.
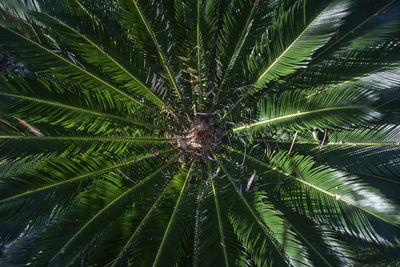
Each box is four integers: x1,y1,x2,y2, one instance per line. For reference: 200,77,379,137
192,185,201,267
224,145,400,227
0,135,173,142
48,152,184,265
72,0,96,19
131,0,192,123
0,92,179,134
196,0,203,112
0,118,21,133
230,106,367,133
0,148,178,205
42,13,180,120
110,163,187,267
211,0,258,110
212,152,291,266
152,160,196,266
207,160,229,267
254,139,400,147
309,0,397,64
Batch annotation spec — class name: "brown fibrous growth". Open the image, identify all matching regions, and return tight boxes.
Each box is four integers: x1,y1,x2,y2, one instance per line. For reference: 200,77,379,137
175,114,219,157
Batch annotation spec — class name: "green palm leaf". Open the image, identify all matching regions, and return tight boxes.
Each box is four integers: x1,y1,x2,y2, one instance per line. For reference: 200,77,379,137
117,0,191,121
255,124,400,185
225,146,400,245
194,166,247,266
48,152,182,266
232,86,379,135
32,11,178,118
251,0,351,89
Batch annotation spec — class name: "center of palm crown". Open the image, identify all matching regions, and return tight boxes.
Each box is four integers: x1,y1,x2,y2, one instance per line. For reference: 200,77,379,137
175,113,220,156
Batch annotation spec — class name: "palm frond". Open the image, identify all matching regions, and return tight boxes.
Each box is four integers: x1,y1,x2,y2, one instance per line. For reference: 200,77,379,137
257,124,400,148
211,0,260,108
214,153,294,266
250,0,350,89
31,11,179,119
305,60,400,99
46,152,182,266
274,203,355,267
0,134,170,162
0,75,178,135
0,11,157,113
309,0,399,64
207,161,229,267
289,1,400,91
1,0,400,265
117,0,191,121
225,146,400,245
0,150,169,249
194,165,248,267
231,86,379,135
0,149,177,243
109,163,189,267
255,124,400,186
215,0,351,124
152,160,196,266
219,149,355,266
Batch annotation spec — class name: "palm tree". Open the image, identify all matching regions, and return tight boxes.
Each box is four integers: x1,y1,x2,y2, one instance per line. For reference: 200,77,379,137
0,0,400,266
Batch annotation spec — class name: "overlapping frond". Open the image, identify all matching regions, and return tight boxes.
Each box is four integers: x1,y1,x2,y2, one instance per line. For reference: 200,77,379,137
232,86,379,135
226,146,400,246
117,0,191,121
31,11,178,118
107,164,188,266
211,0,262,108
215,153,313,267
255,124,400,186
0,9,158,112
286,1,400,90
251,0,351,89
0,75,177,135
193,162,248,266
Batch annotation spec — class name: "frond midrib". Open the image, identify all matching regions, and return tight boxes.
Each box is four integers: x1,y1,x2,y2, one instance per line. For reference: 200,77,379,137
225,145,400,227
207,161,229,267
213,152,291,266
0,135,173,142
41,12,179,119
231,105,368,132
0,149,177,204
131,0,191,122
48,152,184,265
254,139,400,147
152,160,195,267
0,25,147,108
0,91,178,134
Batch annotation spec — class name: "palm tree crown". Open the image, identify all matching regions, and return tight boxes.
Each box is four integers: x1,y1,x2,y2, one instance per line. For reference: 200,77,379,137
0,0,400,266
